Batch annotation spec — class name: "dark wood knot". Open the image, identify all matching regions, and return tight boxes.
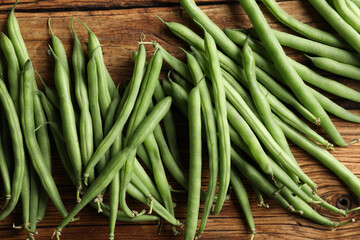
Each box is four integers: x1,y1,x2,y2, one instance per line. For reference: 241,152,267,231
336,194,354,210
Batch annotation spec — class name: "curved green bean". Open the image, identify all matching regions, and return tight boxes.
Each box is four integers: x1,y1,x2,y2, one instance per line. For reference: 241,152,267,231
307,55,360,81
260,0,350,49
334,0,360,33
0,123,10,209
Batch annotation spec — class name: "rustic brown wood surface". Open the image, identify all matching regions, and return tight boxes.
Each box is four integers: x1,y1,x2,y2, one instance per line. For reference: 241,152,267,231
0,0,359,239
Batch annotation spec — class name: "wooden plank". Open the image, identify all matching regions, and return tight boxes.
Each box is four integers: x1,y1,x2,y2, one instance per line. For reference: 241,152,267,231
0,0,359,239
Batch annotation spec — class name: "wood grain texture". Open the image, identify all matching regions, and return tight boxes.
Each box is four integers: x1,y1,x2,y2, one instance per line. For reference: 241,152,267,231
0,0,359,239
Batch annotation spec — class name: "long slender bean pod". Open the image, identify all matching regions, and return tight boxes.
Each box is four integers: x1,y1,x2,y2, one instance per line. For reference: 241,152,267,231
0,123,10,209
204,31,231,216
0,33,20,112
230,168,255,238
307,55,360,81
28,166,39,236
49,45,82,200
184,87,202,240
260,0,350,49
80,20,111,118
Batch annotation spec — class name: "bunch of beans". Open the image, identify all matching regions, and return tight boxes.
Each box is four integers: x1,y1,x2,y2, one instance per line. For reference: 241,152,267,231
1,0,360,239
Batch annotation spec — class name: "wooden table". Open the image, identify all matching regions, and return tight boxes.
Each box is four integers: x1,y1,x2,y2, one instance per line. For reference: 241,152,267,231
0,0,359,239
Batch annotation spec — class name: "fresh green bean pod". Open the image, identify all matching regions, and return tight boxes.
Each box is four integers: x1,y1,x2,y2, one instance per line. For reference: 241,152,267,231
348,0,360,17
104,91,121,135
309,0,360,53
20,60,68,218
0,80,25,221
71,18,94,171
136,143,152,170
307,55,360,81
311,89,360,123
204,31,231,216
230,168,256,238
21,162,30,229
185,86,202,240
0,33,20,112
55,96,173,234
49,45,82,199
260,0,350,49
38,75,60,109
80,20,111,118
244,28,360,67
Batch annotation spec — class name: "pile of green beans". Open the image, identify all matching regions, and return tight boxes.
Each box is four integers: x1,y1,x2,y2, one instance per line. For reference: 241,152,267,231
1,0,360,239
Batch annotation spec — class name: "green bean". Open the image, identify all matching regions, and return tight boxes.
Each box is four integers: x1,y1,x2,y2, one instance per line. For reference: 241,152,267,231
87,52,106,179
0,33,20,112
1,109,13,175
0,122,10,209
154,81,183,170
55,96,173,236
48,18,70,77
204,31,231,216
49,45,82,200
185,87,202,240
260,0,350,49
108,151,120,240
275,116,360,198
0,79,25,221
230,168,256,238
251,184,269,208
20,60,67,218
80,20,111,118
245,27,360,67
7,1,28,69
309,0,360,53
311,88,360,123
225,29,360,104
352,0,360,8
307,55,360,81
236,0,346,146
334,0,360,33
158,21,317,123
71,18,94,172
83,44,146,182
243,41,294,169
